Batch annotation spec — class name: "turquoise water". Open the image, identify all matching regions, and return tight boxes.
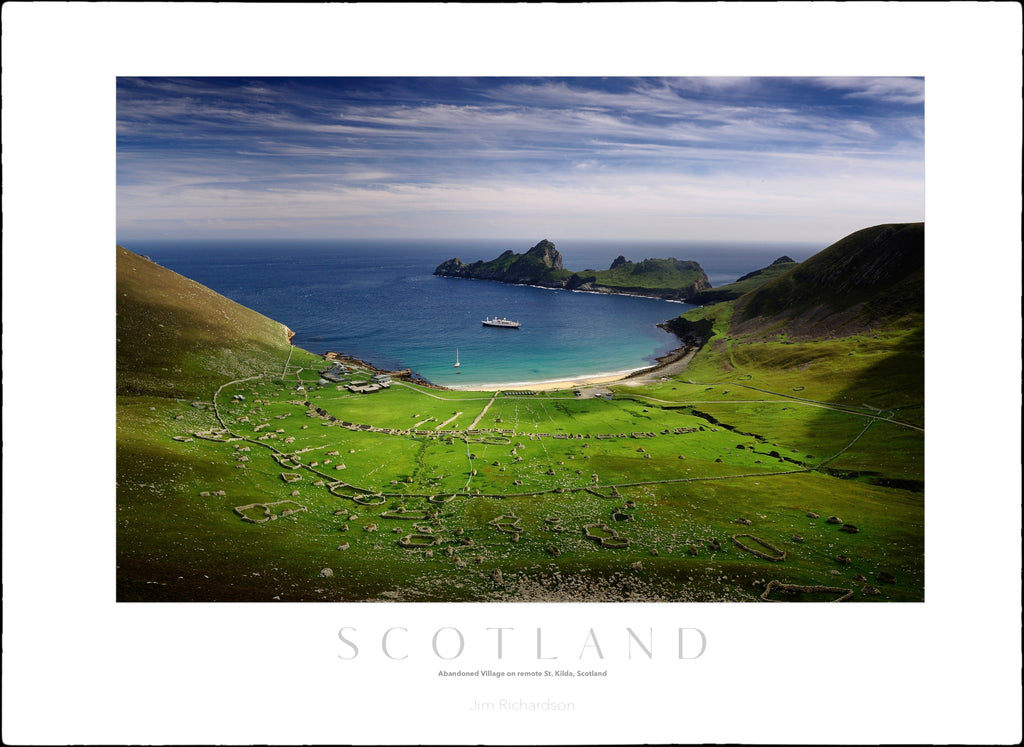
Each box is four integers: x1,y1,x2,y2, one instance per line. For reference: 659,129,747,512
128,239,816,388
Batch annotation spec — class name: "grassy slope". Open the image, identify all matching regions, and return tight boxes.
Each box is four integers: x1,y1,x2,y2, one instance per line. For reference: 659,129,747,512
667,223,924,485
733,223,924,336
688,259,799,305
117,245,300,399
117,246,327,599
576,258,708,294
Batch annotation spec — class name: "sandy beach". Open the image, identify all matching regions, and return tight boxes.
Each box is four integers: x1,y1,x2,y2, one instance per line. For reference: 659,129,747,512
328,339,698,394
451,343,699,392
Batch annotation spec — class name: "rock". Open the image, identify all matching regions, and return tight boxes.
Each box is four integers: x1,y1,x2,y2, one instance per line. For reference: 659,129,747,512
337,543,350,551
862,585,881,595
630,561,643,571
319,568,334,578
877,571,896,584
791,535,804,543
826,516,843,524
835,555,852,565
840,524,859,533
735,518,753,525
806,512,819,519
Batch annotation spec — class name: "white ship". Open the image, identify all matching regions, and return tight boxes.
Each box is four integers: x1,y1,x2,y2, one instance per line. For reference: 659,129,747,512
482,316,521,328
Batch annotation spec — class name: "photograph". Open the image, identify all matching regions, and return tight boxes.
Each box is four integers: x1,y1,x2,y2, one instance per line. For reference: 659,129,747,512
115,75,927,604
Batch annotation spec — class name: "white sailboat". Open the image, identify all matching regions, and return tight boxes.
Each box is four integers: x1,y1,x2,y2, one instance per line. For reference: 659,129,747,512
454,348,460,368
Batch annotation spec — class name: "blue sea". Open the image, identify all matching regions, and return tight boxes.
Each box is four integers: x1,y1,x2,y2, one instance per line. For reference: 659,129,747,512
126,239,819,389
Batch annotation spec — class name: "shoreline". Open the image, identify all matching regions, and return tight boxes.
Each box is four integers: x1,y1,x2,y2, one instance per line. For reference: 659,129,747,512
323,331,697,394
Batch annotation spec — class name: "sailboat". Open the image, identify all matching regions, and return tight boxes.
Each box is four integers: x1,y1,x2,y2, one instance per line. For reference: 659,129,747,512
454,348,460,368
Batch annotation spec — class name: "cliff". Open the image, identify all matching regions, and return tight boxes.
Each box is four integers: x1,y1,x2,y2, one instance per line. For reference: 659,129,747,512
434,239,572,287
435,240,711,301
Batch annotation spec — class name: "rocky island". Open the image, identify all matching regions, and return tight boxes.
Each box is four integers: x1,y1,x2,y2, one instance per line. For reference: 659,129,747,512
434,239,712,302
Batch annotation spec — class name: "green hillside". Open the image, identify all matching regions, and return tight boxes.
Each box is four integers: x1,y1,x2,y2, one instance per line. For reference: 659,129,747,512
671,222,924,433
688,256,799,306
434,239,573,286
570,256,710,298
733,223,924,338
116,246,303,399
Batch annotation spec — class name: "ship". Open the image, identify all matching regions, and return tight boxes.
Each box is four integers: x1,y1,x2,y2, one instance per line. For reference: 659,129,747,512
482,316,521,328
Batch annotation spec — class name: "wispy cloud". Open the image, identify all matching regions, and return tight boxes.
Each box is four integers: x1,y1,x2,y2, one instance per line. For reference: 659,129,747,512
117,77,924,242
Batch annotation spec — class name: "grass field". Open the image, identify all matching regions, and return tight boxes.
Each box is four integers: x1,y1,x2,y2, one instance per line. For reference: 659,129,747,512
118,347,924,602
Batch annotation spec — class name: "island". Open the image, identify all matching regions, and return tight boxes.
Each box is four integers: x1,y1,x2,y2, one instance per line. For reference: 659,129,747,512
434,239,712,301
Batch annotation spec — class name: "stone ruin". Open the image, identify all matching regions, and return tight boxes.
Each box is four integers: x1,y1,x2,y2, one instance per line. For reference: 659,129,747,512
582,523,630,549
730,534,786,562
234,500,307,524
759,580,852,602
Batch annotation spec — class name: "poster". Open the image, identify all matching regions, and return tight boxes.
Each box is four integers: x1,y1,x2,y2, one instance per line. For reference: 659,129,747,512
3,4,1020,744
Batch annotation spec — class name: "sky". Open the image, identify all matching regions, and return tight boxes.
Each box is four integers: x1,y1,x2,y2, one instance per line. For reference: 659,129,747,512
117,76,924,244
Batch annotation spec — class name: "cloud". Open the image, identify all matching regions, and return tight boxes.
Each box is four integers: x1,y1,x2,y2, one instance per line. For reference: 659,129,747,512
811,76,925,105
117,77,924,242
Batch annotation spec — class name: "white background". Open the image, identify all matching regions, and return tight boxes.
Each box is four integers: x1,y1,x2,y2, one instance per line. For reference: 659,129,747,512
3,3,1021,745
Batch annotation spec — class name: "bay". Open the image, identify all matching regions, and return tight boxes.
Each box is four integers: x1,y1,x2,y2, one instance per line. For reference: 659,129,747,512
126,238,819,388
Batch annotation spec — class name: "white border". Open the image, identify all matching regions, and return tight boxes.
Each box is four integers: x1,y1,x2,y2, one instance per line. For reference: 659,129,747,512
3,3,1021,745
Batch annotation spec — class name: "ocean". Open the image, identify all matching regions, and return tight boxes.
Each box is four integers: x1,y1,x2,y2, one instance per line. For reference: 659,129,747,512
125,238,819,388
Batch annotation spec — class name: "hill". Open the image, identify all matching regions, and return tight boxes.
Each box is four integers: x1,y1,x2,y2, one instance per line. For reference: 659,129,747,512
566,255,710,300
434,239,573,287
687,256,799,306
117,246,298,399
670,222,924,431
435,239,711,301
731,223,924,340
